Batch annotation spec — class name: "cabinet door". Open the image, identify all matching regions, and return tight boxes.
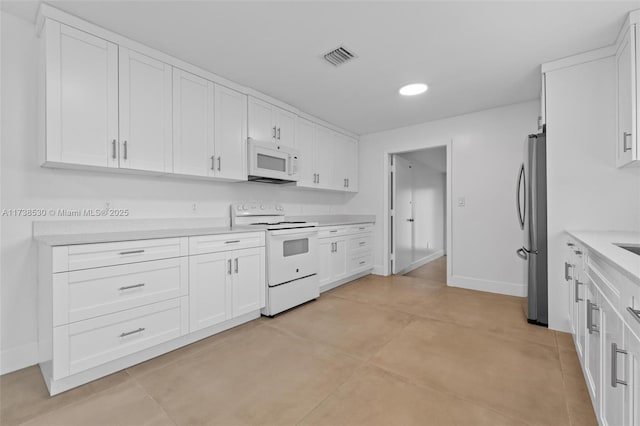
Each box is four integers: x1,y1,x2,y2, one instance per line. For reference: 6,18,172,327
625,324,640,426
585,282,602,408
331,238,349,281
231,247,265,317
575,252,587,363
44,22,118,167
189,252,231,331
119,48,173,172
344,136,359,192
172,69,214,177
275,108,297,148
214,85,247,180
248,97,275,143
616,25,637,167
602,296,626,426
314,125,335,189
296,117,316,188
318,239,333,287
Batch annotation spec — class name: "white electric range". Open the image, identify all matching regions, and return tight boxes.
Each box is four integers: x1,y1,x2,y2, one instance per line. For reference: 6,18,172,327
231,203,319,316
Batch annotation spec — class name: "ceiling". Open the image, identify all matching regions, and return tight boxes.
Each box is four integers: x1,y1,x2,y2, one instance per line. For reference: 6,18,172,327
3,1,638,135
400,146,447,173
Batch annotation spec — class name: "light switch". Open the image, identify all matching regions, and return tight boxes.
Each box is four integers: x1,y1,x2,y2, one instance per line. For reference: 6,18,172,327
457,197,466,207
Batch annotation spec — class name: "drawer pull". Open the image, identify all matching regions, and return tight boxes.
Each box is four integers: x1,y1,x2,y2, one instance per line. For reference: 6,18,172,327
611,342,628,387
359,242,366,246
225,240,240,244
330,230,338,233
359,227,366,230
119,249,145,256
627,307,640,323
119,283,145,291
359,260,366,265
119,327,145,338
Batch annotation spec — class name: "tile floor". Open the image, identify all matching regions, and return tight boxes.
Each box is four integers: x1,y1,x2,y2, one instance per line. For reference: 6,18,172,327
0,257,596,425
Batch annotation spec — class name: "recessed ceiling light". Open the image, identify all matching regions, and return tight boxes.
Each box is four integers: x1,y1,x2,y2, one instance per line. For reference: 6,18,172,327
399,83,428,96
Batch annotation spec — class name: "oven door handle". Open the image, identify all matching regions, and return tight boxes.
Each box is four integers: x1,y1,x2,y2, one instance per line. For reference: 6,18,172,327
269,228,318,237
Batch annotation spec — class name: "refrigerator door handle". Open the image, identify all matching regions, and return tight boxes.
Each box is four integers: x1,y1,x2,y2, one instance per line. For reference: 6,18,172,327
516,247,528,260
516,163,525,230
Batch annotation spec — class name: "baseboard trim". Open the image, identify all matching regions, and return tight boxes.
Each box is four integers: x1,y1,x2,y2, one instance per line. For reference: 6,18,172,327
320,270,372,293
0,342,39,375
449,275,525,297
395,250,445,275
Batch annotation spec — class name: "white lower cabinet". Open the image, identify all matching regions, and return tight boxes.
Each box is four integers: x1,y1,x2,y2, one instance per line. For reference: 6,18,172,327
564,233,640,425
317,224,374,291
39,231,265,395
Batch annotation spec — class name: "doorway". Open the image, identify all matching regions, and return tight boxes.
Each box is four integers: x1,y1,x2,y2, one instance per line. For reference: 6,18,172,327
388,144,451,281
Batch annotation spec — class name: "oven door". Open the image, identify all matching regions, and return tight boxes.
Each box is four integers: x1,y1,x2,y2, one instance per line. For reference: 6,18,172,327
267,228,318,286
248,140,298,182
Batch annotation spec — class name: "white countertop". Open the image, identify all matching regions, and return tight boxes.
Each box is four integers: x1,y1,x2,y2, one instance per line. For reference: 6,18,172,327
566,231,640,284
33,215,376,246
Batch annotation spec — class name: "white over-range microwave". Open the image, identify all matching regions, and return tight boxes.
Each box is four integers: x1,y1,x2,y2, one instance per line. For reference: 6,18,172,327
247,139,299,184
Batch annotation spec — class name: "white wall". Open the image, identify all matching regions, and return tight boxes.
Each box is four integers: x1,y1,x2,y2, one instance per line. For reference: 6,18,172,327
348,100,540,296
0,11,351,373
545,55,640,332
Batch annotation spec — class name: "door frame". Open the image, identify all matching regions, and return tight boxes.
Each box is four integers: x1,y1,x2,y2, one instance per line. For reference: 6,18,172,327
383,140,452,285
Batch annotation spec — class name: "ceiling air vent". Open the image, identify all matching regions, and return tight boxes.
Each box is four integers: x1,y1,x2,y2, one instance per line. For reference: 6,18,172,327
323,46,357,66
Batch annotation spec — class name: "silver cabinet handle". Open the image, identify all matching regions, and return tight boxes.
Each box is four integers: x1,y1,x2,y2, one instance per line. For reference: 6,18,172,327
317,174,320,184
119,249,145,255
611,342,628,387
112,139,117,159
119,327,145,338
123,140,128,160
277,127,281,140
575,280,583,302
359,242,366,246
623,132,632,152
330,230,338,233
234,258,239,274
272,126,277,139
225,240,240,244
564,262,572,282
217,156,221,171
119,283,145,291
313,173,317,184
228,259,232,275
347,179,349,187
211,155,215,170
567,242,575,247
627,307,640,323
574,250,583,255
587,300,600,334
359,260,366,265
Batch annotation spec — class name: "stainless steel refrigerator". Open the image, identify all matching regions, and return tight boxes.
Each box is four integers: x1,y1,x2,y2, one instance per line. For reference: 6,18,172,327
516,132,548,327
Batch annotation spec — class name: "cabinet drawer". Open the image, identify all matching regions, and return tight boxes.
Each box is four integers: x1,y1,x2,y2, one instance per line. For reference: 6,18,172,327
60,238,188,272
318,227,349,239
55,257,188,326
349,235,372,254
55,298,187,378
189,232,265,255
350,253,373,273
349,224,373,235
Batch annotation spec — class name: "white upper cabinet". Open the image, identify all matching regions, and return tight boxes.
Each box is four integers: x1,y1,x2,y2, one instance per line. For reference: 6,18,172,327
43,22,118,168
296,118,316,187
172,69,215,177
119,48,173,173
314,125,336,190
616,22,639,167
214,85,247,181
248,96,296,148
334,133,358,192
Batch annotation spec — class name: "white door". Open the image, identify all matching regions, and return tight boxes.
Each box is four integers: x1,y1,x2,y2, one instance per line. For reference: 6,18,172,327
248,97,275,143
331,238,349,281
172,69,214,177
314,125,335,189
393,155,413,273
296,117,316,187
232,247,265,316
275,108,296,148
318,239,333,287
214,85,247,180
119,48,173,172
44,22,118,167
616,26,636,167
332,133,349,191
585,282,601,411
188,252,231,332
602,296,626,426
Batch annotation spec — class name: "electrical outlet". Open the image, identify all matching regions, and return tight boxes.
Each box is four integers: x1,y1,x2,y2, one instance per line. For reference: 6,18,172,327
457,197,466,207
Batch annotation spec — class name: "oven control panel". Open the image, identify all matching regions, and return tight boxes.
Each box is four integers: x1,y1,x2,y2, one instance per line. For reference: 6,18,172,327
231,203,284,216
